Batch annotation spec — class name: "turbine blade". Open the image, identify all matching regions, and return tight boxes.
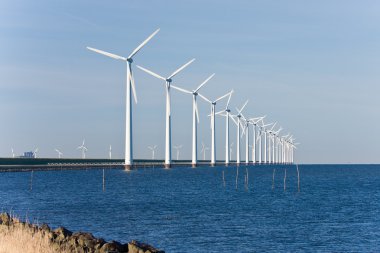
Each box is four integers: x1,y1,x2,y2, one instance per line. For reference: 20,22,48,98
194,73,215,92
170,85,192,94
129,65,138,103
198,93,211,103
215,110,225,115
229,114,238,126
213,91,230,103
87,47,126,61
136,65,166,81
225,90,234,109
238,100,249,113
168,58,195,79
127,28,160,59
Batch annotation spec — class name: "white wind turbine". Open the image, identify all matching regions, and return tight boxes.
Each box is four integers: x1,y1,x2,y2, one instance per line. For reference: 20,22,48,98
11,148,15,158
280,134,290,164
198,90,233,166
270,127,282,163
109,145,112,159
33,148,39,158
264,122,276,163
77,139,88,159
55,149,63,158
137,59,195,168
256,121,273,164
230,100,249,165
87,28,160,169
249,116,265,163
148,145,158,160
215,91,234,165
173,145,183,160
241,116,265,164
170,74,215,166
200,142,209,161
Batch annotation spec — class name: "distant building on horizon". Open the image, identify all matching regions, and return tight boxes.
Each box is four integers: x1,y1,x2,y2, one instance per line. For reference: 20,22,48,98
19,151,35,158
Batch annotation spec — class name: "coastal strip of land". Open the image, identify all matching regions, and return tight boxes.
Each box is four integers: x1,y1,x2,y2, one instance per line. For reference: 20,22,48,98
0,212,164,253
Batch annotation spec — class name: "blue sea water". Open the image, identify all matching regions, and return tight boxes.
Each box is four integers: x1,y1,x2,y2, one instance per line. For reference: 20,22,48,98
0,164,380,252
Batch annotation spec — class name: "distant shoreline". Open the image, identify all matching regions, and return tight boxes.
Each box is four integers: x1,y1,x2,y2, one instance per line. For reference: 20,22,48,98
0,157,293,172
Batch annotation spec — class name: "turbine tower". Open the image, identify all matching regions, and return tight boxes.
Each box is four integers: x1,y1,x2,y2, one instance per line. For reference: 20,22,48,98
264,122,276,163
200,142,209,161
55,149,63,158
230,100,249,165
33,148,39,158
11,148,15,158
87,28,160,169
109,145,112,160
137,59,195,168
249,116,265,163
77,139,88,159
215,91,234,165
173,145,183,160
148,145,158,160
199,90,232,166
170,74,215,167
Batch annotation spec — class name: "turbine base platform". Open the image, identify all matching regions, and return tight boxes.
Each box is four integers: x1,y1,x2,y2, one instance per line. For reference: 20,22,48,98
164,164,171,169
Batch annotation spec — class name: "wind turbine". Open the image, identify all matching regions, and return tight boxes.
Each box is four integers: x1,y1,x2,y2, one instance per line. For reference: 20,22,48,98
87,28,160,169
256,121,273,164
241,115,265,164
270,127,282,163
173,145,183,160
77,139,88,159
230,100,249,165
280,134,290,164
148,145,158,160
55,149,63,158
109,145,112,159
137,58,195,168
249,116,265,163
199,90,233,166
33,148,39,158
11,148,15,158
170,74,215,166
264,122,276,163
215,91,234,165
200,142,209,161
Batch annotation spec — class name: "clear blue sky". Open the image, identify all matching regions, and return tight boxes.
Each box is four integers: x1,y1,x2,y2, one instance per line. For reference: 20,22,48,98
1,0,379,163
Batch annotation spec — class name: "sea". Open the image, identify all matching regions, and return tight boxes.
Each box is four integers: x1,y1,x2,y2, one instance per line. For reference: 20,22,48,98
0,164,379,252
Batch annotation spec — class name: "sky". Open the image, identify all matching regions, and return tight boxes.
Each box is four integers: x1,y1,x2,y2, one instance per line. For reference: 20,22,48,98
1,0,379,164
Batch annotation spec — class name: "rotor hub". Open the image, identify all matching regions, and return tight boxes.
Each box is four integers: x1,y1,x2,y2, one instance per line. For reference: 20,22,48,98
127,58,133,63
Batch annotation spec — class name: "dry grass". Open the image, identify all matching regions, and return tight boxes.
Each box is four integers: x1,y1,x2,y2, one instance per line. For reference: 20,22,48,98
0,220,68,253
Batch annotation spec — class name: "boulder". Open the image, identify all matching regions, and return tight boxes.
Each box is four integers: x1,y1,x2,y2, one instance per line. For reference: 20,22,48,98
54,226,72,241
128,240,165,253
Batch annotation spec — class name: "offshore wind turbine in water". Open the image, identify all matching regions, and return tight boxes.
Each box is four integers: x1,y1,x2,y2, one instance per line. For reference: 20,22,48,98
87,28,160,169
170,73,215,167
137,59,195,168
199,90,232,166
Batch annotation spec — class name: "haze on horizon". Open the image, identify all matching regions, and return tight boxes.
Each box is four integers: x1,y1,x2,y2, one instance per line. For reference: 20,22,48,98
1,0,379,164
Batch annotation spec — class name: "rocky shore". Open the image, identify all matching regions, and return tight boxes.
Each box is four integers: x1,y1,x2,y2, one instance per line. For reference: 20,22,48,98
0,213,164,253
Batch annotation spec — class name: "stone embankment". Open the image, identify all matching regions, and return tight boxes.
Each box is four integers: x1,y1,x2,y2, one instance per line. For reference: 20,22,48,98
0,213,164,253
